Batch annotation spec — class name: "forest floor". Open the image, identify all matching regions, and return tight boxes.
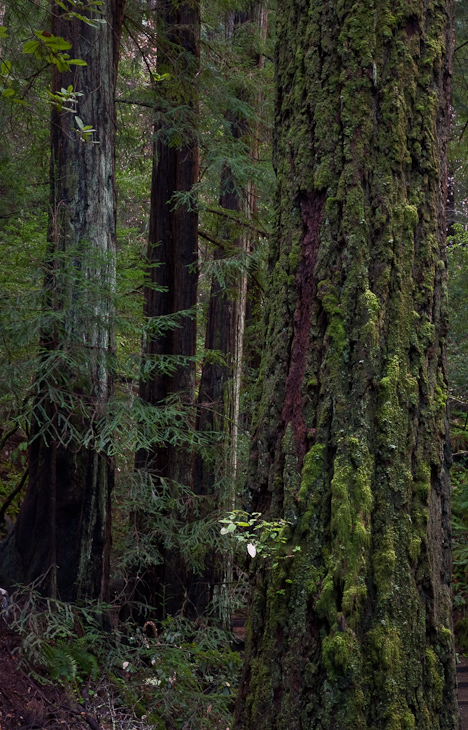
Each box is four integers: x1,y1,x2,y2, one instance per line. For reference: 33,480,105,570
0,621,139,730
0,623,86,729
1,616,468,729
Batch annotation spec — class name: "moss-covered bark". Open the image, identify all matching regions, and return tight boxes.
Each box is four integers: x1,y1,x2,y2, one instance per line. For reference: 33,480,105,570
235,1,458,728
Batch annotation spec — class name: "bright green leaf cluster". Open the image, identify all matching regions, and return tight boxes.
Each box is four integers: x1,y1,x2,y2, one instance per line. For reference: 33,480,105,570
22,31,87,73
47,85,84,112
219,510,301,560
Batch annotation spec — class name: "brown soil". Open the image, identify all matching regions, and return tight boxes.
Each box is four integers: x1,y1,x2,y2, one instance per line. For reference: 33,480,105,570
0,622,101,730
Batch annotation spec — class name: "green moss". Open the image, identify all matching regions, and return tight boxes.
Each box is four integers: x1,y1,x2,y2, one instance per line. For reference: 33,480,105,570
401,711,416,730
314,160,332,191
373,530,396,597
413,463,431,500
316,572,337,623
288,236,302,272
434,385,447,410
367,625,401,670
298,443,325,504
408,536,421,561
322,627,359,678
404,204,419,228
361,288,380,343
425,647,444,707
316,439,373,625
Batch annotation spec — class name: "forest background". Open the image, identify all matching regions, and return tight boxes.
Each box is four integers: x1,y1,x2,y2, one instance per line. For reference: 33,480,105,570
0,0,467,728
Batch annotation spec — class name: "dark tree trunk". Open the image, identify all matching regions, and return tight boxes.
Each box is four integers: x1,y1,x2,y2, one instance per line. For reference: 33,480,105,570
0,0,125,601
235,1,458,729
135,0,199,617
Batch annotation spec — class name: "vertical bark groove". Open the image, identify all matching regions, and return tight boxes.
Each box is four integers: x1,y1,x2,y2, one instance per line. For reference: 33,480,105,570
236,0,458,728
0,0,124,601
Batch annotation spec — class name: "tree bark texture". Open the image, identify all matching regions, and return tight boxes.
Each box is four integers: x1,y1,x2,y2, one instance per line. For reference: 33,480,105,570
135,0,199,617
0,0,125,601
235,1,458,729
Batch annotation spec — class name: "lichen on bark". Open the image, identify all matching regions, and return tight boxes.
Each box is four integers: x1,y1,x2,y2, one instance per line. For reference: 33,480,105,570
235,0,458,728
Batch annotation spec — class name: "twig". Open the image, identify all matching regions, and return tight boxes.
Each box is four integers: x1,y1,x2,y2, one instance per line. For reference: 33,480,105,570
0,468,29,523
59,704,102,730
204,206,268,237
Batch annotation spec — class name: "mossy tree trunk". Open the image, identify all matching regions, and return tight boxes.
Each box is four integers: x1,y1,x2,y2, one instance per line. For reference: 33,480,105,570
135,0,199,617
0,0,125,601
235,1,458,729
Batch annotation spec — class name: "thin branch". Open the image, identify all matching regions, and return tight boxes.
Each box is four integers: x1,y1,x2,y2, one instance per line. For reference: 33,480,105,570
455,39,468,54
0,425,18,452
116,98,153,108
123,18,154,81
0,468,29,524
204,207,268,237
198,229,225,247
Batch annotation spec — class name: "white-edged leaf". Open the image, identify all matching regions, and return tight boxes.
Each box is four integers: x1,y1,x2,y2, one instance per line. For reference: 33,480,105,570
247,543,257,558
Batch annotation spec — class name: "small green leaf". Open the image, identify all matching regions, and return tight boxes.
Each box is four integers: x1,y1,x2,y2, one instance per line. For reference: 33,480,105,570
2,88,16,98
68,59,87,66
0,26,7,38
1,60,12,76
53,57,70,72
36,31,72,51
22,40,40,54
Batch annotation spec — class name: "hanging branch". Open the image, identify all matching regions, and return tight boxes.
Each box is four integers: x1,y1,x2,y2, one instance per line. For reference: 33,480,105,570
204,206,269,237
0,425,18,452
0,468,29,524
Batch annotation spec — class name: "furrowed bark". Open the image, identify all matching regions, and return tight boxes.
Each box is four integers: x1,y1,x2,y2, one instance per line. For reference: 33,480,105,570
0,0,125,601
235,1,458,728
135,0,199,617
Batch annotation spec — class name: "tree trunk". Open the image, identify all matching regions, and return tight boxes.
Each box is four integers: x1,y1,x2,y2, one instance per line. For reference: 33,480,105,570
189,6,269,620
135,0,199,617
235,1,458,729
0,0,125,601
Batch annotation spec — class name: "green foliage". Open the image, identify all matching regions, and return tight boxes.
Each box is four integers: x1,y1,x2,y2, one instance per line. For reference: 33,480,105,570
219,510,301,561
8,587,241,729
448,225,468,399
22,31,87,73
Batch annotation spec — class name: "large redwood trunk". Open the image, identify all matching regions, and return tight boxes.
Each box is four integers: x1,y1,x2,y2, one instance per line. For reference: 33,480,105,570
0,0,125,601
135,0,199,617
235,0,459,728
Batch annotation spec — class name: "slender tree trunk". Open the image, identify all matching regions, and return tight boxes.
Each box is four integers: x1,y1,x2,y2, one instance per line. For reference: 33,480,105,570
189,7,269,620
235,1,458,729
0,0,125,601
135,0,199,617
